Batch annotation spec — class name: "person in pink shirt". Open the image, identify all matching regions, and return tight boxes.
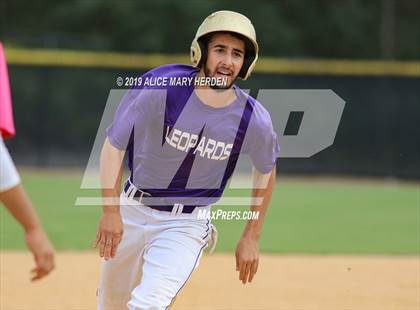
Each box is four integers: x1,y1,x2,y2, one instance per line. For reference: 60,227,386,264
0,42,55,281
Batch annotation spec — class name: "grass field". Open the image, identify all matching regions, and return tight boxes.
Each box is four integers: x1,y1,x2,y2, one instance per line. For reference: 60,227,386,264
1,170,419,255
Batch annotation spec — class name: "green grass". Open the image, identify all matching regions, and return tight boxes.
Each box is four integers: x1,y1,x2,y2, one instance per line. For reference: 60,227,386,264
217,181,420,254
1,171,419,255
0,171,100,251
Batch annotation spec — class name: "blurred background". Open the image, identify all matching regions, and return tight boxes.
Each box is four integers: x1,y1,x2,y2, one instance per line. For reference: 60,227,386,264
1,1,419,308
1,0,419,178
1,0,419,251
1,0,418,253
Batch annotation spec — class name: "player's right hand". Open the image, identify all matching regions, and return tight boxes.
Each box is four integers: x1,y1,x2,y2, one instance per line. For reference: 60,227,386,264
25,227,55,281
93,211,123,260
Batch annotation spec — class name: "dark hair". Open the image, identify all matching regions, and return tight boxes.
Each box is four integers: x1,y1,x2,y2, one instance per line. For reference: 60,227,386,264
197,31,255,78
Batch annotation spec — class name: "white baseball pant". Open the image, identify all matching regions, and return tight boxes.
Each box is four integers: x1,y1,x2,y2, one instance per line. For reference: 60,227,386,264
0,136,20,192
97,192,211,310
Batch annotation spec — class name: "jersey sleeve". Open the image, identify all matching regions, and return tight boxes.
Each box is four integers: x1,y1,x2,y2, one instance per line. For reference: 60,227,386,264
244,107,280,174
106,83,157,150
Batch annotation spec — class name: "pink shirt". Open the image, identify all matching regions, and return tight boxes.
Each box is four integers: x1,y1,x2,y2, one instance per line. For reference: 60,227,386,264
0,42,15,139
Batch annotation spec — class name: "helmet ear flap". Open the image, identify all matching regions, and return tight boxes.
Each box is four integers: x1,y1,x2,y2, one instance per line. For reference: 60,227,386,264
238,37,256,79
197,35,210,68
190,40,202,67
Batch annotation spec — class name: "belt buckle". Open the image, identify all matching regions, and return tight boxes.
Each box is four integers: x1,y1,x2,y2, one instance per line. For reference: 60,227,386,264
136,189,151,204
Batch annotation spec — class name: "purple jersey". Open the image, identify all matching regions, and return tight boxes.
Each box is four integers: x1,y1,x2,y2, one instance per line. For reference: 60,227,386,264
107,64,279,206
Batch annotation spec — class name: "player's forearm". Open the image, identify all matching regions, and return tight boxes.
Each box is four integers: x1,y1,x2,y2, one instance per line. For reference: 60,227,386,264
0,184,44,233
100,138,125,213
241,167,276,241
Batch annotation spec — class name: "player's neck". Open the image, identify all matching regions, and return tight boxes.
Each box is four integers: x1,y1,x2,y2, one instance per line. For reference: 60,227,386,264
194,71,237,109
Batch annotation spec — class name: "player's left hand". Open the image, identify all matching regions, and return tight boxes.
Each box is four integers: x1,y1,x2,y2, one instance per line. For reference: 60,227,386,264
235,235,259,284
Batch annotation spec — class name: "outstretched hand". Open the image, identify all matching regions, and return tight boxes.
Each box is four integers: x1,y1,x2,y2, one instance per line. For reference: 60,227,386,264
25,228,55,281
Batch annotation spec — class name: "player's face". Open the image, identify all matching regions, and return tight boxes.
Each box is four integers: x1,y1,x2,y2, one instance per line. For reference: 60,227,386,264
204,33,245,89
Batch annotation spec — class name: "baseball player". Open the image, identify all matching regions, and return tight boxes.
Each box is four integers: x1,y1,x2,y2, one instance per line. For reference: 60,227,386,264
94,11,279,309
0,42,55,281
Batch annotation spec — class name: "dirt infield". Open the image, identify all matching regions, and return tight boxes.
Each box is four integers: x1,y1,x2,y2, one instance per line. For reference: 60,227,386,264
1,252,419,309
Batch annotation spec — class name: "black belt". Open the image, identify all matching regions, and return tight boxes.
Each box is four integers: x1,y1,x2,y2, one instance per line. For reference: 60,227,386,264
123,180,198,214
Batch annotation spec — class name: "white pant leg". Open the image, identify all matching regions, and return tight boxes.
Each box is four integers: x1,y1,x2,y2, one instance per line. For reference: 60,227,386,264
127,217,210,310
0,136,20,192
97,195,148,309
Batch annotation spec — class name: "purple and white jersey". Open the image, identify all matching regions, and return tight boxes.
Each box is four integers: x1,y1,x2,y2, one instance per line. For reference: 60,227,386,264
107,64,279,206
